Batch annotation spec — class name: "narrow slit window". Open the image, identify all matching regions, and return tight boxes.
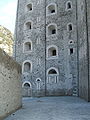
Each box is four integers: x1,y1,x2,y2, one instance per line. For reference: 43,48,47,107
68,24,73,31
52,50,56,56
66,1,72,10
70,48,73,55
67,2,71,9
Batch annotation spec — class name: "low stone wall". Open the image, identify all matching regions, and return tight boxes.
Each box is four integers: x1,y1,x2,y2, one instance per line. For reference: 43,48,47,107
0,49,22,119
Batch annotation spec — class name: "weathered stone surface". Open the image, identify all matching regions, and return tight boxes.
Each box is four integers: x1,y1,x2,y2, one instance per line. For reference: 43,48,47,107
14,0,78,97
5,97,90,120
0,49,22,119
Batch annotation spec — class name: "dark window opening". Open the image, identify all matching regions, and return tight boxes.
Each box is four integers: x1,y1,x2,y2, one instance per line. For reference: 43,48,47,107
70,41,73,44
70,48,73,54
68,24,72,31
24,83,30,88
51,9,55,13
27,4,32,11
25,42,31,51
30,8,32,11
37,79,41,82
52,50,56,56
52,29,56,34
67,3,71,9
30,25,31,29
48,69,57,74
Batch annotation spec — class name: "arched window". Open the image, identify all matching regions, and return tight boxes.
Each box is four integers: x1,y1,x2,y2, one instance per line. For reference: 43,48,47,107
46,3,57,15
27,4,32,11
22,60,32,73
67,23,73,31
47,24,57,36
22,81,32,97
25,22,32,30
24,83,30,88
47,45,58,59
66,1,72,10
24,41,32,52
48,69,57,74
47,67,59,75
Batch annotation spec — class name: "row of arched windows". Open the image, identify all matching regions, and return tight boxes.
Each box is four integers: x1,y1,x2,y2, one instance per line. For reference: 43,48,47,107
22,62,59,75
26,1,72,13
24,1,73,34
22,40,74,73
23,41,74,54
22,67,59,92
25,22,73,34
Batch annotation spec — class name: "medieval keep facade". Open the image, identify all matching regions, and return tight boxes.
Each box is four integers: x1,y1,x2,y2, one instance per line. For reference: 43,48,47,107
14,0,90,101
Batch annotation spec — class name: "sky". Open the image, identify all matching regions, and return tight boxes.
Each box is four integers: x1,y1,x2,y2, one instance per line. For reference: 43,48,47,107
0,0,18,33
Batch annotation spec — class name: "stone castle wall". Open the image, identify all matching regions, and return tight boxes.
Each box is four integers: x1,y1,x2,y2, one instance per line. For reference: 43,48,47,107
78,0,90,102
0,49,22,119
14,0,78,97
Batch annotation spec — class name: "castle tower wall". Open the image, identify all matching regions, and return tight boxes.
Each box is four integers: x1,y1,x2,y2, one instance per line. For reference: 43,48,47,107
77,0,90,101
14,0,78,97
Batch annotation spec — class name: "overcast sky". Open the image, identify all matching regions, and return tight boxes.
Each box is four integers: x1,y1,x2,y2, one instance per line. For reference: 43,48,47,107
0,0,18,33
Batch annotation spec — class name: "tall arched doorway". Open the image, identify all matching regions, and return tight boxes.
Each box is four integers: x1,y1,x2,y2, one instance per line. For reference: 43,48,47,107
46,67,59,95
22,81,32,97
47,67,59,84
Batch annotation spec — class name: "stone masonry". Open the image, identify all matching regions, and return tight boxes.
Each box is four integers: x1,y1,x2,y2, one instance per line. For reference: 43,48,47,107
14,0,90,101
0,49,22,119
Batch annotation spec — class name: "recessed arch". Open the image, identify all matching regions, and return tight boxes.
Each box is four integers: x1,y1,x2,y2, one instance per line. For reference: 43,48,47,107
26,3,33,12
36,78,41,90
23,40,32,53
22,81,31,88
46,3,57,16
47,67,59,83
47,23,57,36
24,21,33,30
36,78,41,82
66,1,72,10
22,60,32,73
47,67,59,75
47,45,58,59
22,81,32,97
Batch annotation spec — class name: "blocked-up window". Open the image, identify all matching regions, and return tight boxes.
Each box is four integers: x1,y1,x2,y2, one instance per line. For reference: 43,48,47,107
36,78,41,90
24,62,31,72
